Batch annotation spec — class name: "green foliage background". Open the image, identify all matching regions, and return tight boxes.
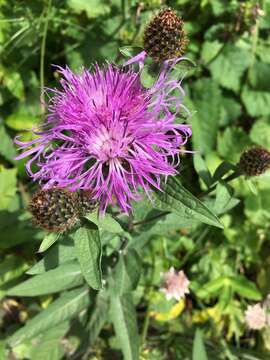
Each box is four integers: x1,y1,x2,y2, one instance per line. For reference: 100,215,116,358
0,0,270,359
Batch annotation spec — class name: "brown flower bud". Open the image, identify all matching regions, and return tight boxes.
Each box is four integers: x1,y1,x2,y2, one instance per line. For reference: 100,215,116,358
239,146,270,176
144,8,188,62
29,188,79,232
78,190,98,215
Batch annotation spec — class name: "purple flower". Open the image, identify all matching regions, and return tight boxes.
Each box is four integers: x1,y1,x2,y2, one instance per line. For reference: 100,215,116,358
15,64,191,213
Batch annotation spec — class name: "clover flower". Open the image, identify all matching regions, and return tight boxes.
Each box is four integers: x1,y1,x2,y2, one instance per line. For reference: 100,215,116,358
15,64,191,213
245,303,267,330
160,267,190,301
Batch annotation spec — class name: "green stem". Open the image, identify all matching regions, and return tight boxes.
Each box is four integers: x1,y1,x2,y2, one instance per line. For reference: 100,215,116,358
247,20,259,81
141,308,151,345
198,169,243,198
40,0,52,114
141,249,155,346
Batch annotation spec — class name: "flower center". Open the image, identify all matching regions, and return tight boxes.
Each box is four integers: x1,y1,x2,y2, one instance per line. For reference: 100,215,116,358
90,124,132,163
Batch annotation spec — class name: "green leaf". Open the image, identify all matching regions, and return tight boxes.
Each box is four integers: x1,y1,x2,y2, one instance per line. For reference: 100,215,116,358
217,127,251,163
242,86,270,117
112,249,141,295
119,46,143,58
154,177,223,228
209,44,251,92
130,213,195,251
219,97,241,126
0,341,7,360
27,237,76,275
201,40,223,64
72,223,102,290
256,41,270,63
248,61,270,92
29,322,69,360
219,285,233,310
188,78,222,153
140,65,156,88
212,161,237,182
230,276,262,301
88,290,109,345
5,111,38,130
0,167,17,210
192,329,208,360
193,154,212,187
214,181,234,215
67,0,110,18
7,262,83,296
8,287,90,347
0,212,37,249
0,255,28,297
196,276,228,298
85,212,124,235
110,293,139,360
250,119,270,148
0,124,16,162
0,255,29,287
4,70,24,100
39,233,61,253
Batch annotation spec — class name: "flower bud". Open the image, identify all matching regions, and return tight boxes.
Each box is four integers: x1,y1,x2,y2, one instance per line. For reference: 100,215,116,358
29,188,79,232
239,146,270,176
235,2,265,33
78,190,98,215
144,8,188,62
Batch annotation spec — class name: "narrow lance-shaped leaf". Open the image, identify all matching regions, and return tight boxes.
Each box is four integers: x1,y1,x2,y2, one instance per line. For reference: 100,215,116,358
192,328,208,360
38,233,61,253
193,154,212,188
71,222,102,290
27,237,76,275
112,249,141,295
154,176,223,228
214,181,233,215
7,262,83,296
8,287,90,347
110,293,139,360
230,276,262,301
88,290,109,345
29,322,70,360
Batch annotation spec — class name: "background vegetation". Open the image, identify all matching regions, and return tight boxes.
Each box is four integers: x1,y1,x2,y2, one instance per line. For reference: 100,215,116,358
0,0,270,359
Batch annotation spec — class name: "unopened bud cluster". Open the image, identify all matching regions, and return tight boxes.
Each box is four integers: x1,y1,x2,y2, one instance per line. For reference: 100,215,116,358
29,188,98,232
239,146,270,177
235,2,265,33
144,8,187,62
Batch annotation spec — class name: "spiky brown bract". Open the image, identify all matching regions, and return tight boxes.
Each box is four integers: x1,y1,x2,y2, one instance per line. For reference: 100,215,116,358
143,8,187,62
239,147,270,177
29,188,79,232
78,190,98,215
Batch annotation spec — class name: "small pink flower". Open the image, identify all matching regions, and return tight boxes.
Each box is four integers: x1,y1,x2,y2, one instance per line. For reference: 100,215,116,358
245,303,266,330
160,267,190,301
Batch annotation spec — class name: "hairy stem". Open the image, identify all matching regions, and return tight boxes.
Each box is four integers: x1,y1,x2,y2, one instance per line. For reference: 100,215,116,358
40,0,52,114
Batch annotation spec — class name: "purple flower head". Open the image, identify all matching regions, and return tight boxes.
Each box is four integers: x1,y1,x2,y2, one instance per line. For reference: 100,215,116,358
15,64,191,213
